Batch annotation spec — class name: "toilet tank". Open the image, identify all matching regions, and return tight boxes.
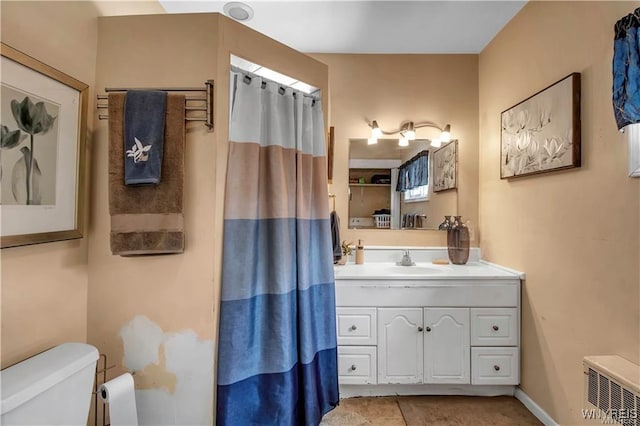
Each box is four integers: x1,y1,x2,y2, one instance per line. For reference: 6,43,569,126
1,343,99,425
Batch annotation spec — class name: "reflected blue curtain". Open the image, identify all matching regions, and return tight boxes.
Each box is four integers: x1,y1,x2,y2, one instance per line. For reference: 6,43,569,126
613,7,640,130
396,150,429,192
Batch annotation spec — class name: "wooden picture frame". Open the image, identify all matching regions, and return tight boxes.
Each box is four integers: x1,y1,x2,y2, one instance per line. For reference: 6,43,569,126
433,140,458,192
500,72,581,179
327,126,335,183
1,43,88,248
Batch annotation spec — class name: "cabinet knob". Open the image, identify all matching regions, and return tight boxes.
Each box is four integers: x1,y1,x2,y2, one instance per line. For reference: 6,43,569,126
350,325,357,331
492,325,499,331
350,365,357,371
425,326,431,332
494,365,500,371
418,326,424,332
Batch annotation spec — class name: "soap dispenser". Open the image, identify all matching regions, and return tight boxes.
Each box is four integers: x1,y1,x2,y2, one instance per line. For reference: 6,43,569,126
355,239,364,264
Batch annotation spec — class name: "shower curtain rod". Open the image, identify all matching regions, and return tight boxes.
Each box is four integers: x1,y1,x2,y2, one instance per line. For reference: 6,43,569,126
231,65,321,101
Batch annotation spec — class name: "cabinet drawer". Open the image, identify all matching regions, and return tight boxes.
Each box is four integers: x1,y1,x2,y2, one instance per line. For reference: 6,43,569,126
471,308,518,346
336,308,376,345
338,346,377,385
471,347,519,385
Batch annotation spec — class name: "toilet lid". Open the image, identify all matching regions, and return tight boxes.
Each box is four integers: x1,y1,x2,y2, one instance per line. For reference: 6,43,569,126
1,343,98,414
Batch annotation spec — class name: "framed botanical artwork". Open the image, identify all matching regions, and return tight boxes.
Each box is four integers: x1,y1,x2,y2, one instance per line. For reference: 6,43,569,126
1,43,88,248
501,72,581,179
433,140,457,192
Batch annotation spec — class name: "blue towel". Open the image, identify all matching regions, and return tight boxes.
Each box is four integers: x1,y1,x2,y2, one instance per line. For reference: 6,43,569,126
331,210,342,263
124,90,167,185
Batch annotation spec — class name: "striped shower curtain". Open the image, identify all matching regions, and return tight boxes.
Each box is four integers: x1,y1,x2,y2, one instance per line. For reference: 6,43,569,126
216,71,339,425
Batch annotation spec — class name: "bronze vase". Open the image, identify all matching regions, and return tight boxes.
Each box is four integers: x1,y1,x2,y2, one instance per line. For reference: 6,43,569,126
447,216,470,265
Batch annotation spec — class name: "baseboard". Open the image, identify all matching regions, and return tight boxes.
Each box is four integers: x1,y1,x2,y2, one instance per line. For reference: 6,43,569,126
340,384,515,398
514,388,559,426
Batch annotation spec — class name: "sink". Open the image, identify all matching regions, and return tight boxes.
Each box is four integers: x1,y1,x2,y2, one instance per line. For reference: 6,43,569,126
388,265,444,274
333,263,446,278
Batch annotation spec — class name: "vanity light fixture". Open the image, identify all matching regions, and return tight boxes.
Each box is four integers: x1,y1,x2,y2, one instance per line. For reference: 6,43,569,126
440,124,451,142
368,120,452,147
371,120,383,139
403,122,416,140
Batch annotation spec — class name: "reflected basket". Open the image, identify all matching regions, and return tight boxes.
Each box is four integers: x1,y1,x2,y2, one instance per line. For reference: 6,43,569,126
372,214,391,229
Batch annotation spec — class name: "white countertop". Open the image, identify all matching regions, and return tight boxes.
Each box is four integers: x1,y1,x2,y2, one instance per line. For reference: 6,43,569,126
333,260,524,281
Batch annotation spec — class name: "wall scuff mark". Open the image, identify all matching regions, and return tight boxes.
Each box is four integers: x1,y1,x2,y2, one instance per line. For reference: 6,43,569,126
119,316,214,425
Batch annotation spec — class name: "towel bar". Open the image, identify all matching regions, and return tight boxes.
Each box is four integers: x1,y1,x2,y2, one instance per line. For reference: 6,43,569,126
329,193,336,211
97,80,214,131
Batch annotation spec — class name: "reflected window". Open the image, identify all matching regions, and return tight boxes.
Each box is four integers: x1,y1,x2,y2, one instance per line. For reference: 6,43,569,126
404,184,429,202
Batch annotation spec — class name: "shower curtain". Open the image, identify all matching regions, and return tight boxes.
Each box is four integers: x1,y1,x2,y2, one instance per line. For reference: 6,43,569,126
217,71,339,425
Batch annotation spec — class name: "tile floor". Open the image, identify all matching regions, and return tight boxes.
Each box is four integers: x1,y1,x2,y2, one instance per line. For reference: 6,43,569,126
321,396,543,426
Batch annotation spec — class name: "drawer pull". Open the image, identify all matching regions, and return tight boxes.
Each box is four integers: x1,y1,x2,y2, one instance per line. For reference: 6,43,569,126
350,365,357,371
425,326,431,332
349,325,357,331
418,326,424,332
494,365,500,371
492,325,499,331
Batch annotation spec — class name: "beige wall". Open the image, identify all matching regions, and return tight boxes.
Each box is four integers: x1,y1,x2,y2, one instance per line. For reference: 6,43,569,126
0,1,99,368
88,12,328,423
479,2,640,424
88,13,219,424
311,54,479,246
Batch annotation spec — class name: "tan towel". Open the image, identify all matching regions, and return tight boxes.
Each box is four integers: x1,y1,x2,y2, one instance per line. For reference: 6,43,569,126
108,93,185,255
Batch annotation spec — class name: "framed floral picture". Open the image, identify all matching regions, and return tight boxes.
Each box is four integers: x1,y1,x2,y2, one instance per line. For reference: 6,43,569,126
433,140,457,192
1,43,88,248
501,73,581,179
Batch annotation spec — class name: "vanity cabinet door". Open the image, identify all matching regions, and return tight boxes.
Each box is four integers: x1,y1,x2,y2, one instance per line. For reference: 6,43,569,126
377,308,423,384
423,308,470,384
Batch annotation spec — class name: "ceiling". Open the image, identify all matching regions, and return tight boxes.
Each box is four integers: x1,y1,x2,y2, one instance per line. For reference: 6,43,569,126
157,1,527,54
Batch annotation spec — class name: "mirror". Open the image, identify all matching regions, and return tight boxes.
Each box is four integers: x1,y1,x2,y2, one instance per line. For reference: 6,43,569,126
348,138,458,230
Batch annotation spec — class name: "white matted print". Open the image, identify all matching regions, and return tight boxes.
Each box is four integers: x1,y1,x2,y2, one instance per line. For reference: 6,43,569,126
1,43,88,248
432,140,457,192
1,85,59,205
501,73,581,179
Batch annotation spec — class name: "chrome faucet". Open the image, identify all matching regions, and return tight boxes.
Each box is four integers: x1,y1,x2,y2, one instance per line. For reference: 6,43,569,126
399,250,415,266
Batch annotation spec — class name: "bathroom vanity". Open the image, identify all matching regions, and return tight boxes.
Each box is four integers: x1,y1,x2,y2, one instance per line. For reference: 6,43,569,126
334,248,524,397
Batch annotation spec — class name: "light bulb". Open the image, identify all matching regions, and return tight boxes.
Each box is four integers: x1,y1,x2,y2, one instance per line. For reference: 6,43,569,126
368,137,378,145
431,138,442,148
398,136,409,147
440,124,451,143
404,122,416,140
371,120,382,139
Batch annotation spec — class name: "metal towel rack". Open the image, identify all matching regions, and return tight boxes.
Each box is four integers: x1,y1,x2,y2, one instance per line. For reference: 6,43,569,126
329,193,336,211
97,80,214,131
93,353,114,426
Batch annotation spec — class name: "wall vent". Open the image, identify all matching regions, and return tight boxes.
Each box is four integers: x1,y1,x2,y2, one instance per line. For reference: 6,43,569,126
583,356,640,425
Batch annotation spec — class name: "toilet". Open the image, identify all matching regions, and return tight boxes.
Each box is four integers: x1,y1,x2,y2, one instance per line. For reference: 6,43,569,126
1,343,99,425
